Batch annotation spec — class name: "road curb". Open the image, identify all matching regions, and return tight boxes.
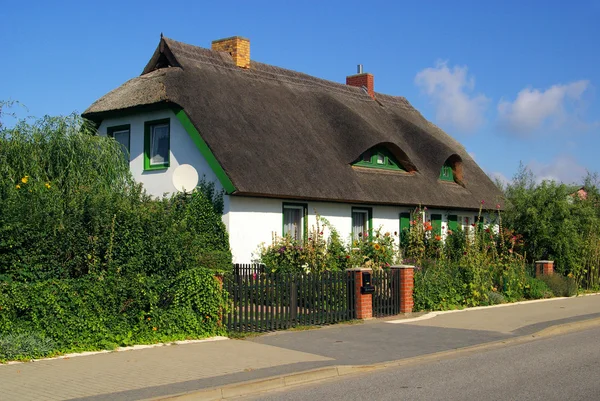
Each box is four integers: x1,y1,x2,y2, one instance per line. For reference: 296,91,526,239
387,292,600,324
156,316,600,400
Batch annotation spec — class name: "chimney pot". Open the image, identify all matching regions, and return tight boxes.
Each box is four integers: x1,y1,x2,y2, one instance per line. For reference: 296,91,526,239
357,64,363,74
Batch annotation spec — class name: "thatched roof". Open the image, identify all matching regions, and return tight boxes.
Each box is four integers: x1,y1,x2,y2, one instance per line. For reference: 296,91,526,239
83,37,503,210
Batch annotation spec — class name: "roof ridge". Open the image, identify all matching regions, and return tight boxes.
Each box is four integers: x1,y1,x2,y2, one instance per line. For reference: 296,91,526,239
162,36,408,103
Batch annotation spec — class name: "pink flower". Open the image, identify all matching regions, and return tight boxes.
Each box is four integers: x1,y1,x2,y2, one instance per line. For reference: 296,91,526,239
496,204,501,209
481,200,485,205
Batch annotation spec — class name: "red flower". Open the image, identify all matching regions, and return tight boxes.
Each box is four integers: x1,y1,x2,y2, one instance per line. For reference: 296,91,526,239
481,200,485,205
485,228,490,233
345,255,350,259
434,235,442,241
496,204,501,209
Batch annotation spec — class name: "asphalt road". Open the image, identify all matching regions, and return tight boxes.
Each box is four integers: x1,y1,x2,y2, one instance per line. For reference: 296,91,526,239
243,326,600,401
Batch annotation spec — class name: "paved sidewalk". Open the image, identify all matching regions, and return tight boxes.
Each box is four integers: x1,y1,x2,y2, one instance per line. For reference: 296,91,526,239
1,295,599,401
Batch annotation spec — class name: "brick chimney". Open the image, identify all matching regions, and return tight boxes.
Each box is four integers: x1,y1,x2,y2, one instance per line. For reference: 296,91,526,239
346,65,374,98
211,36,250,68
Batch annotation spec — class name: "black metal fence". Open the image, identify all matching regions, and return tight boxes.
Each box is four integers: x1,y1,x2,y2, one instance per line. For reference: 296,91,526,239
224,266,356,332
372,269,401,317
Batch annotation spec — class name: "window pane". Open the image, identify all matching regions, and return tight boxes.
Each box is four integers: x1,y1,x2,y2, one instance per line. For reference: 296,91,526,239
150,124,169,165
352,211,367,240
376,154,385,164
283,207,303,240
362,151,371,162
113,130,129,159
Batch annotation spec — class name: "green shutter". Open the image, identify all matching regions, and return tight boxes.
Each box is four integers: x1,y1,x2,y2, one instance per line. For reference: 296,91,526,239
431,214,442,236
400,212,410,241
448,215,458,232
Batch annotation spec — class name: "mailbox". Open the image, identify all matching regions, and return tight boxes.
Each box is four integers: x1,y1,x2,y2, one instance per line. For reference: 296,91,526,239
361,271,375,294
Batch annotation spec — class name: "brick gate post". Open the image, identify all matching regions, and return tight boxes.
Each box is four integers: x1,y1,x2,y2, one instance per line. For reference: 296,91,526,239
535,260,554,277
392,265,415,313
346,268,373,319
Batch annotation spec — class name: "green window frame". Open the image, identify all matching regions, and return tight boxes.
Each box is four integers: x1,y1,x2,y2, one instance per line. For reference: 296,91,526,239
107,124,130,161
399,212,411,242
282,202,308,241
352,207,373,241
430,214,442,236
144,118,170,170
354,147,405,171
440,163,454,182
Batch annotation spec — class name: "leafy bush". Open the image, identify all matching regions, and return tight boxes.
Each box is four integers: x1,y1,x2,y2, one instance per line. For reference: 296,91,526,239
539,274,578,297
0,270,226,355
413,262,465,311
255,218,399,273
523,276,553,299
486,291,506,305
0,332,56,361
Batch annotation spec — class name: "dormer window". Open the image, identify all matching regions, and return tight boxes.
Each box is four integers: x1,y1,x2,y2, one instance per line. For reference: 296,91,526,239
440,162,454,182
439,154,464,186
354,147,405,171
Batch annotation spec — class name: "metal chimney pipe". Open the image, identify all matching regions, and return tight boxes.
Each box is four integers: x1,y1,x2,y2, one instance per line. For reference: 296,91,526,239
357,64,363,74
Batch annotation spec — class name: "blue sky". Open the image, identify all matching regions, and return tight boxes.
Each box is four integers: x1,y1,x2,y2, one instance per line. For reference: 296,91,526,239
2,0,599,185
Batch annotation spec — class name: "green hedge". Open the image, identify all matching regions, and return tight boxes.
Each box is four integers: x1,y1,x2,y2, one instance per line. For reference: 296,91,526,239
0,268,226,360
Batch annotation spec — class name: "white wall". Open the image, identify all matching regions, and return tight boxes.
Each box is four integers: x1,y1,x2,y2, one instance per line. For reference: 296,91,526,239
225,196,491,263
98,109,222,198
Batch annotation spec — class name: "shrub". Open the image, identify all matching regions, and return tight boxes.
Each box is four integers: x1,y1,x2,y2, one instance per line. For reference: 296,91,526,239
486,291,506,305
413,261,465,311
0,333,56,361
539,274,578,297
0,270,226,354
523,276,553,299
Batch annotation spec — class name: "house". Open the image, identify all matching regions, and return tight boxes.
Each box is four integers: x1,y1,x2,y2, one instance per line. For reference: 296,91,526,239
82,35,504,263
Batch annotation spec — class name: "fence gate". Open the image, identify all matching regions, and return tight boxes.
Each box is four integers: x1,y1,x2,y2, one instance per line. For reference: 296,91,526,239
224,264,356,332
372,269,401,317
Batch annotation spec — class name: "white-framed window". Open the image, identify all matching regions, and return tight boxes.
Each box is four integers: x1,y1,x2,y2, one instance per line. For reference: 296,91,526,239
107,124,130,160
283,203,307,241
352,207,372,240
144,119,170,170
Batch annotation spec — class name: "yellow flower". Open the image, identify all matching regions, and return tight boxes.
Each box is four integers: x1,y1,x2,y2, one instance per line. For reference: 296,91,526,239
21,176,29,184
152,327,157,331
15,184,21,189
374,243,381,251
45,182,51,189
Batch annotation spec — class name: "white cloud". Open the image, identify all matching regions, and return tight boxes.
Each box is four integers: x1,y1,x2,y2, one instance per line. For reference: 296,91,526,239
415,61,489,133
488,171,510,187
527,154,588,184
497,80,590,135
